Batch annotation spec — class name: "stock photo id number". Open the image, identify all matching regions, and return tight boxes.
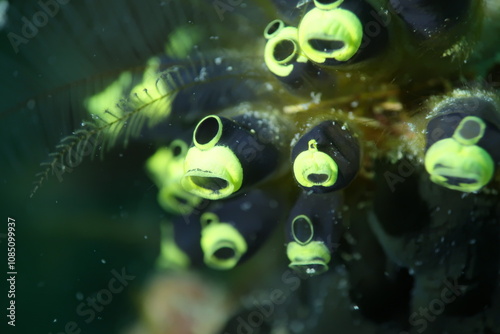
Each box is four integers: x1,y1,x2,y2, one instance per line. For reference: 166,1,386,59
6,217,16,328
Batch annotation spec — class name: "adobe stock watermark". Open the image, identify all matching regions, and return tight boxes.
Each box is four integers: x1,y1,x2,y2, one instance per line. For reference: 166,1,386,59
48,267,135,334
223,269,302,334
212,0,245,21
384,157,419,192
400,278,465,334
7,0,71,54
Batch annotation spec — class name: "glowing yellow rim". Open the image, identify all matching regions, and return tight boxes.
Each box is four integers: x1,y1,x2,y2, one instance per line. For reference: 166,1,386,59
264,26,308,77
193,115,224,150
200,213,248,270
169,139,189,156
293,139,339,188
146,140,201,215
453,116,486,145
425,138,494,192
286,241,331,275
298,7,363,63
291,215,314,245
264,19,285,39
181,145,243,200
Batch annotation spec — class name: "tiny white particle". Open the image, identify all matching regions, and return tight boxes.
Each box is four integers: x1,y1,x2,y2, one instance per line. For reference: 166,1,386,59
310,92,321,104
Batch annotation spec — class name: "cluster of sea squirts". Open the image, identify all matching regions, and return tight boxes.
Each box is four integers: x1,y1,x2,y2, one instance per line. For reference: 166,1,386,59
147,0,500,282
